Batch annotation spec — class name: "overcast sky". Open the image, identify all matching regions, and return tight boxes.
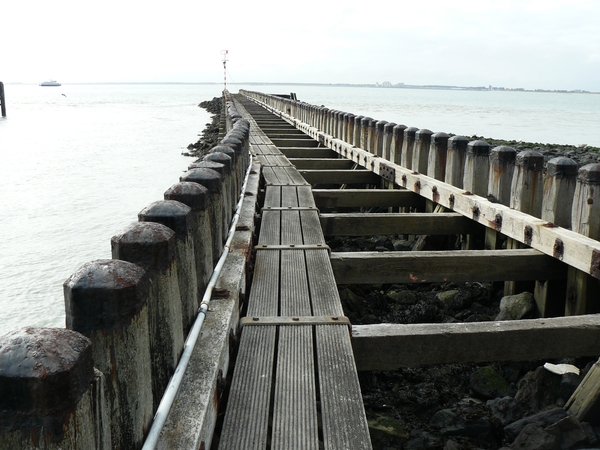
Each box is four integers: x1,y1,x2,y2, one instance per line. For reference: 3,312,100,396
3,0,600,91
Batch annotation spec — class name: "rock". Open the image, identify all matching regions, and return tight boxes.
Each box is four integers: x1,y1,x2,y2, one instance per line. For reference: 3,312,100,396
558,372,581,402
393,239,413,251
504,408,567,442
470,366,511,400
429,405,500,441
512,423,560,449
545,416,588,449
436,290,460,304
514,367,561,413
339,288,366,314
367,414,409,447
404,432,442,450
495,292,535,321
488,396,524,426
388,290,418,305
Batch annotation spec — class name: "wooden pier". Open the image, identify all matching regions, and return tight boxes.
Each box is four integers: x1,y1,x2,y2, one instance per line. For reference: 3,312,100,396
0,82,5,117
3,89,600,449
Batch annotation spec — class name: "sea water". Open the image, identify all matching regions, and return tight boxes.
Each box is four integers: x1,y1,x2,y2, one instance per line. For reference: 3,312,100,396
1,82,599,336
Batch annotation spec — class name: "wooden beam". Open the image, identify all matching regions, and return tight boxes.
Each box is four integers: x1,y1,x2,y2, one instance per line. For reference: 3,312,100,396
299,170,381,185
289,158,355,170
331,249,567,284
271,138,319,148
351,314,600,371
313,189,424,209
280,148,338,158
320,212,480,236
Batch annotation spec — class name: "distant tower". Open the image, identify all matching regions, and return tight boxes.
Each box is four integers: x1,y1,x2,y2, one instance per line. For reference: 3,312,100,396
221,50,229,91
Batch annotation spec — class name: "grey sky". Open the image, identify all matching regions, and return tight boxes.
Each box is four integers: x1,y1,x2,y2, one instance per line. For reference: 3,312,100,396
4,0,600,91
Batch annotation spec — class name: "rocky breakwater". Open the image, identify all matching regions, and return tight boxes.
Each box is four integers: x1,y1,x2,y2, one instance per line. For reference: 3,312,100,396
185,97,222,158
332,236,600,449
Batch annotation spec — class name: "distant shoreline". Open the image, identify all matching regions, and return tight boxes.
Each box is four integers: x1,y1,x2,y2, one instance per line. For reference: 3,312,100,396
4,81,598,94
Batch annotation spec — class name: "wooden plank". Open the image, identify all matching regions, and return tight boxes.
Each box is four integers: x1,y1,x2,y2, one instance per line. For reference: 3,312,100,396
313,189,424,209
280,148,338,158
320,212,479,236
316,326,372,450
566,358,600,425
271,138,319,148
300,169,381,185
289,158,355,170
218,327,276,449
331,249,568,284
351,315,600,371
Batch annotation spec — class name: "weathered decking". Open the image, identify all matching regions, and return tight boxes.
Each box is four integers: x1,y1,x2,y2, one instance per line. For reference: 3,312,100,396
218,98,372,449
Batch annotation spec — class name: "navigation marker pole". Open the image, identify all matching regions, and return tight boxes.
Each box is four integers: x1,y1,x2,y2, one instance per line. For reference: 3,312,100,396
221,50,229,91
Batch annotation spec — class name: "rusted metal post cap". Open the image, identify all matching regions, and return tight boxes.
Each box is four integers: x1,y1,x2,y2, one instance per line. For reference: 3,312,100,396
188,160,226,177
64,260,149,332
404,127,419,138
577,163,600,184
211,145,236,164
164,181,209,211
516,150,544,170
547,157,578,178
490,145,517,163
204,152,232,172
111,222,175,270
138,200,192,237
0,327,94,418
432,132,450,144
180,168,223,194
467,140,490,156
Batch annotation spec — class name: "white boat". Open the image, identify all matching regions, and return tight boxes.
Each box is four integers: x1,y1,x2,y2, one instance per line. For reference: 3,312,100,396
40,80,61,87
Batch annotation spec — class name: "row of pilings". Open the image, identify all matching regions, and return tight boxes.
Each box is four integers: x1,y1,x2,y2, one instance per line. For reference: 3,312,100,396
241,89,600,317
0,91,249,449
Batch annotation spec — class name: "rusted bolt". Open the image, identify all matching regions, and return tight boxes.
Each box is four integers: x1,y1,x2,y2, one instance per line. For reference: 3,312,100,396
253,317,260,321
472,206,480,219
449,194,455,208
524,226,533,245
494,214,503,230
553,238,564,259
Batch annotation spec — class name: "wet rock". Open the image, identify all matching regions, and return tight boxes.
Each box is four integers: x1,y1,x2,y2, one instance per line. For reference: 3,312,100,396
504,408,567,442
495,292,535,321
339,288,366,315
545,416,588,448
404,432,442,450
558,372,581,402
512,423,560,449
393,239,414,251
436,290,461,306
368,414,409,447
514,367,561,413
487,396,524,426
388,290,418,305
470,366,511,400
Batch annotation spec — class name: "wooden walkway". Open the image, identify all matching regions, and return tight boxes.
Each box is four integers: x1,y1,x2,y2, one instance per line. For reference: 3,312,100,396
217,98,372,449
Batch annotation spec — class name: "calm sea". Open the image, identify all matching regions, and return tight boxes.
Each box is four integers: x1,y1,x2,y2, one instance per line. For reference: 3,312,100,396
1,82,599,336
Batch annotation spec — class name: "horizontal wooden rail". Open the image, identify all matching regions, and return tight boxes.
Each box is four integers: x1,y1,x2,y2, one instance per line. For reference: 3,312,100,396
352,314,600,370
313,189,424,209
320,212,480,236
331,249,567,284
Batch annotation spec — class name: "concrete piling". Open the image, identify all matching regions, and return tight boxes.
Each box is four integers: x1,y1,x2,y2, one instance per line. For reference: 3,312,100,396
64,259,153,449
111,222,185,410
138,200,199,332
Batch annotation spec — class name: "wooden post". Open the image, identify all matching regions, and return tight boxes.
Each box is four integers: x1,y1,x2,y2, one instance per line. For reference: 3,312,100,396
445,136,469,189
374,120,388,157
64,260,153,449
353,115,364,147
360,117,372,150
382,122,396,161
346,113,356,144
0,328,110,449
138,200,199,332
401,127,419,170
412,128,433,174
391,124,407,166
463,140,490,196
566,164,600,315
485,146,516,251
367,119,377,154
534,157,578,317
111,222,185,410
487,145,517,206
0,82,5,117
427,132,449,182
504,150,544,296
